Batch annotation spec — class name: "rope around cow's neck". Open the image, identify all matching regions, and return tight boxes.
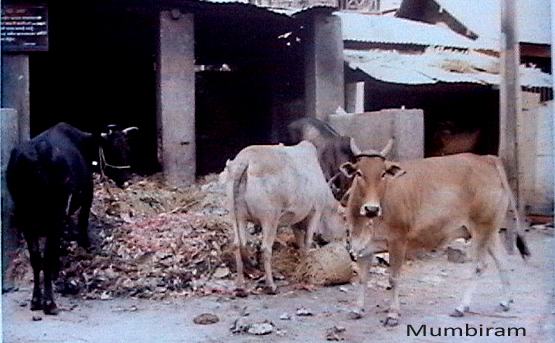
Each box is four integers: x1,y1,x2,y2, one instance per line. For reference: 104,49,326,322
98,146,131,178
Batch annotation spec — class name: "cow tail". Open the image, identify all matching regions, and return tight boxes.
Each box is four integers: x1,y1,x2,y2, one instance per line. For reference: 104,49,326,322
493,157,531,260
228,161,250,264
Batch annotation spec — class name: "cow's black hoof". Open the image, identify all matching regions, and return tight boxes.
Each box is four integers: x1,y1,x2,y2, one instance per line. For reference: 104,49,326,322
383,316,399,327
263,286,278,295
234,288,248,298
43,300,59,315
496,302,511,312
347,309,364,320
30,298,43,311
449,308,466,317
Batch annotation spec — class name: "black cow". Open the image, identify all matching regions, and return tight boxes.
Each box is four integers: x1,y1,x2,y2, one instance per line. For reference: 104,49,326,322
6,122,137,314
287,117,359,201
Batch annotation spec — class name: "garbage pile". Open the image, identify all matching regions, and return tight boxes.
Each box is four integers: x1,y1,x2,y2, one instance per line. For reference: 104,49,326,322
8,173,302,299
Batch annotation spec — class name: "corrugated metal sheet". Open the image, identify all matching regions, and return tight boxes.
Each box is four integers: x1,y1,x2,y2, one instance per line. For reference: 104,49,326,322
199,0,335,15
345,49,552,88
434,0,552,48
338,12,477,48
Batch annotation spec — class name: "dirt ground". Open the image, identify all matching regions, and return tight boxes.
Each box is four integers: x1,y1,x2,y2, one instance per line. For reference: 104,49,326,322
3,226,554,343
2,175,554,343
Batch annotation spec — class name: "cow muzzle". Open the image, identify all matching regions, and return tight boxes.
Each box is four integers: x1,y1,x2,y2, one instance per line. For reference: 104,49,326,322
360,204,381,218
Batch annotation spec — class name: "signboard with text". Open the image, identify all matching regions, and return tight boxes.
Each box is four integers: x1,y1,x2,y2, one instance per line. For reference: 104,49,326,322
1,5,48,52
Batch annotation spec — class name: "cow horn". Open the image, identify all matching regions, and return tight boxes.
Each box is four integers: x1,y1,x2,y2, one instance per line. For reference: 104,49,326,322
327,172,340,187
106,124,117,135
122,126,139,135
350,137,362,156
380,138,394,157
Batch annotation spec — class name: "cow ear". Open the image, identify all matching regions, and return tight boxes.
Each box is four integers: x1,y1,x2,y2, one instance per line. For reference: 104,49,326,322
340,162,357,178
385,161,405,178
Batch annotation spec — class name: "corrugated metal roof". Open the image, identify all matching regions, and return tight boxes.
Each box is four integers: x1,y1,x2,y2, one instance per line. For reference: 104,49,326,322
266,5,336,16
200,0,336,15
434,0,552,48
338,12,477,48
345,49,552,88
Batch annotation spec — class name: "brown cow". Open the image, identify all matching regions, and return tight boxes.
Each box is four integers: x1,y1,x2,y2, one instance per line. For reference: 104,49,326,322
340,144,530,326
220,141,346,293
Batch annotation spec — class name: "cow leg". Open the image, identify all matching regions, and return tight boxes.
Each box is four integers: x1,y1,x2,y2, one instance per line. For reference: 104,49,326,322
452,233,489,317
23,231,42,311
291,220,308,253
233,218,248,291
384,239,407,327
261,219,279,294
303,211,322,255
43,232,60,315
349,254,371,319
488,236,513,311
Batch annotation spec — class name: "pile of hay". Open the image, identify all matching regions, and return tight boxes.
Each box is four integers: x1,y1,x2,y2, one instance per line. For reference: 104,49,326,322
295,242,353,285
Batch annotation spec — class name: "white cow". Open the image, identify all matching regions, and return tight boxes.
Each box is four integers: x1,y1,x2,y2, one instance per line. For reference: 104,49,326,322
220,141,346,293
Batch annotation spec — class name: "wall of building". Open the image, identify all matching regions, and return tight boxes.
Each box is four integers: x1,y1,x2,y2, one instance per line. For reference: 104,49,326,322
1,108,19,289
1,55,30,142
328,108,424,160
520,93,554,215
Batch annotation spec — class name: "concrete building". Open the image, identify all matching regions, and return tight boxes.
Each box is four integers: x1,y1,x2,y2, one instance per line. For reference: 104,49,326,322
1,1,345,184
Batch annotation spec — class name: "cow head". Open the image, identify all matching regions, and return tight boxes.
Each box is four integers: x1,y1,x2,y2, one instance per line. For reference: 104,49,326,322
339,139,402,219
321,136,360,201
99,125,138,187
339,140,402,259
317,204,348,244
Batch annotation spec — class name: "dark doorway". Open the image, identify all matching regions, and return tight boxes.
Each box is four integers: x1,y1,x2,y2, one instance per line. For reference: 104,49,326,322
29,2,159,174
195,70,271,176
362,79,500,157
193,6,303,176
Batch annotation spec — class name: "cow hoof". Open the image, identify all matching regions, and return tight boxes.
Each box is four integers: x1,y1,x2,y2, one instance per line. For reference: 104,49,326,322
43,301,59,315
497,302,511,312
30,298,42,311
383,316,399,327
263,286,278,295
234,288,248,298
383,312,399,327
347,309,364,320
347,311,363,320
449,308,467,317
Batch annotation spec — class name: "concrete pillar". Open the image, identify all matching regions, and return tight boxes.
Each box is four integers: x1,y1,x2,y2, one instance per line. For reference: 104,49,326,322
1,108,19,289
345,82,364,113
304,12,344,120
1,54,30,142
499,0,522,209
157,10,195,186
